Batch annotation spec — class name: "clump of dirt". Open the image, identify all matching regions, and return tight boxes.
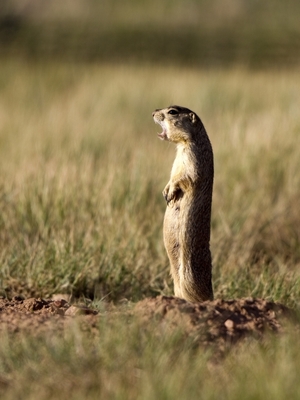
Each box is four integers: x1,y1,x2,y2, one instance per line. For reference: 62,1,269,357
0,296,98,334
0,295,296,352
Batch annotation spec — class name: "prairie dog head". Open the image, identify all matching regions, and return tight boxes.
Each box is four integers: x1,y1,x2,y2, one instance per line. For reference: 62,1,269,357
152,105,201,144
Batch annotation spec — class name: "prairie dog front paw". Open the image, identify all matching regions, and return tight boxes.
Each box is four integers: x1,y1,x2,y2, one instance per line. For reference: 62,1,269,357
163,182,182,205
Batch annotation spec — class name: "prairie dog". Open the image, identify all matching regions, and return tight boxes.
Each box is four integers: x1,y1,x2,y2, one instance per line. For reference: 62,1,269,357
152,105,214,302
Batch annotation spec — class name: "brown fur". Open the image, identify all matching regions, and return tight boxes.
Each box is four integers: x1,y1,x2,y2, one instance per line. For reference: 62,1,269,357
152,105,214,302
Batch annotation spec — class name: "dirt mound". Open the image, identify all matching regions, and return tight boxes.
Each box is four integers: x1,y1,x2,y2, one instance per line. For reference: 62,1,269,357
0,295,295,351
134,296,294,351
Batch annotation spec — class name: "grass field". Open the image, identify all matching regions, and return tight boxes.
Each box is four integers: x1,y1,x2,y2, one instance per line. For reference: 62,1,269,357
2,0,300,67
0,60,300,398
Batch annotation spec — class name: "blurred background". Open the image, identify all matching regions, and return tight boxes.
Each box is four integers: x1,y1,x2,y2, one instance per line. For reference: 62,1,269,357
1,0,300,68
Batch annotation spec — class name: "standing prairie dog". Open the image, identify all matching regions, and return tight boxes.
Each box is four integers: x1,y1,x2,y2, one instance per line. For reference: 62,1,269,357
152,105,214,302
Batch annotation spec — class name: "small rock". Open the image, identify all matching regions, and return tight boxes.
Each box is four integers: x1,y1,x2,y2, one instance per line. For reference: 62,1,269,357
52,294,72,302
224,319,235,330
64,305,98,316
52,299,69,308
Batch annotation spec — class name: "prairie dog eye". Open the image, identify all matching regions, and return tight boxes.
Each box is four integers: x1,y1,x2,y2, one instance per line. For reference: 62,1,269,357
168,109,179,115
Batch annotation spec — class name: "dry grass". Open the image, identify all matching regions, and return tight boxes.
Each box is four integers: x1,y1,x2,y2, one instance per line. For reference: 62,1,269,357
1,60,300,305
1,59,300,399
1,313,300,400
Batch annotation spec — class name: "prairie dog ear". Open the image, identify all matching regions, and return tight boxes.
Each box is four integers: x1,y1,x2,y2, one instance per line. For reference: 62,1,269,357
189,112,197,124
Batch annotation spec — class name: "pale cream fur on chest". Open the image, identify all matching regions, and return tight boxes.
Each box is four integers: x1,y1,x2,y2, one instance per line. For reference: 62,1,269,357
170,144,196,193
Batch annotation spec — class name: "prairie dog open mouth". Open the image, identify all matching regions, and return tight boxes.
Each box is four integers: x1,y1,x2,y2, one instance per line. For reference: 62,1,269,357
154,118,168,140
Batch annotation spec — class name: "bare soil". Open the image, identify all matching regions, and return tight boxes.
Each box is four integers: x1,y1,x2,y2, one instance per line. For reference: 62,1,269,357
0,296,99,335
0,295,295,353
135,296,295,353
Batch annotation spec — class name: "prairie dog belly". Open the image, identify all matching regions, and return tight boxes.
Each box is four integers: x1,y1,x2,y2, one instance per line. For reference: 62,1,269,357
163,199,181,295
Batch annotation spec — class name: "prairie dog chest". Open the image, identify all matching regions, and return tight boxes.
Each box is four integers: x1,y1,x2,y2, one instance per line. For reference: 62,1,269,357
171,145,195,184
